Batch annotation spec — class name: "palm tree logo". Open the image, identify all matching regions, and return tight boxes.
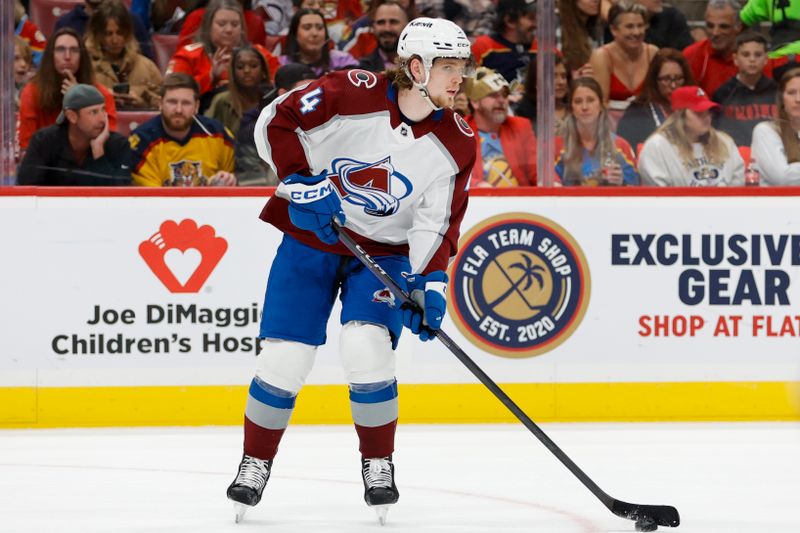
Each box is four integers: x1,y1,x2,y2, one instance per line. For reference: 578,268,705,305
487,254,547,311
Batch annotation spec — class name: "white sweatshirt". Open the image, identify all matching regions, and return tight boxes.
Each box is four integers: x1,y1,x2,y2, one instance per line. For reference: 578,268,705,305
750,121,800,186
638,131,744,186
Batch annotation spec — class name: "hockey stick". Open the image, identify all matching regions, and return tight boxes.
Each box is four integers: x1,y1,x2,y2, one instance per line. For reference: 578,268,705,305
332,220,680,532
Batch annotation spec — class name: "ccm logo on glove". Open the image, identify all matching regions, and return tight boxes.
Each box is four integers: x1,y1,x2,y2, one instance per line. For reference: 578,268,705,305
278,172,346,245
283,180,335,203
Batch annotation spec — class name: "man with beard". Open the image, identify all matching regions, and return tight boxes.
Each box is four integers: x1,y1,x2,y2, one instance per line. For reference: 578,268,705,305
357,1,409,72
18,84,130,185
464,67,536,187
471,0,536,85
129,73,237,186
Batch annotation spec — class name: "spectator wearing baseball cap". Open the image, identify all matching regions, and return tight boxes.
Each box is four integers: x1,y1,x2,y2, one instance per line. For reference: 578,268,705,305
638,85,744,186
463,67,537,187
17,84,131,186
273,63,318,93
471,0,537,85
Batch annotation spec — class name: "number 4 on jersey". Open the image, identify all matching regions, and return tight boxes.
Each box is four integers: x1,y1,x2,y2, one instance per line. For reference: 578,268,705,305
300,88,323,114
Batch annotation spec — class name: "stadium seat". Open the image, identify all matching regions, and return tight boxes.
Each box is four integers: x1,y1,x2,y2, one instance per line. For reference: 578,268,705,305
738,145,751,165
116,110,160,136
29,0,83,37
152,33,180,74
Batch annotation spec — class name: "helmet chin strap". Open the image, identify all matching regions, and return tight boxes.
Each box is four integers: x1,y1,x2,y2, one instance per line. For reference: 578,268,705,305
405,61,441,112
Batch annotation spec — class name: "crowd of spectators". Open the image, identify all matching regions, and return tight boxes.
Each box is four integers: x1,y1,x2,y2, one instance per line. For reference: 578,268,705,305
10,0,800,187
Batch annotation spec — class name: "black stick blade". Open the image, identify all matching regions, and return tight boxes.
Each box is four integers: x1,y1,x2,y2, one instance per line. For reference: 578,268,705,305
611,500,680,528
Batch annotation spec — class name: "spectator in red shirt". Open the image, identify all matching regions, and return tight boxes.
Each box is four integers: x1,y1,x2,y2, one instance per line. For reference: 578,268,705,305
18,28,117,151
683,0,781,98
589,1,658,123
463,67,537,187
178,0,267,48
683,0,741,97
168,0,279,109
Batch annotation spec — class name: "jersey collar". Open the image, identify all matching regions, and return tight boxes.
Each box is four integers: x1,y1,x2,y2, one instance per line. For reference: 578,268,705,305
386,81,445,138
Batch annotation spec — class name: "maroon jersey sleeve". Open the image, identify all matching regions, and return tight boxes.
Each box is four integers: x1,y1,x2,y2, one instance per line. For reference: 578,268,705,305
255,70,387,180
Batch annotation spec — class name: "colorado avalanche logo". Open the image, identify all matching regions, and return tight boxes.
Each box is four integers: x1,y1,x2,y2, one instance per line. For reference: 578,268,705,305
330,156,413,217
372,287,396,307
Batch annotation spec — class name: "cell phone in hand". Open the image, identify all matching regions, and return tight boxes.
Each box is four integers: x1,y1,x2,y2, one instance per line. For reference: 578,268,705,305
113,82,129,94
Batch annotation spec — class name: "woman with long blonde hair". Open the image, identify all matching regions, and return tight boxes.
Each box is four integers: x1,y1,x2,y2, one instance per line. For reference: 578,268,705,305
555,77,639,185
639,86,743,186
750,68,800,185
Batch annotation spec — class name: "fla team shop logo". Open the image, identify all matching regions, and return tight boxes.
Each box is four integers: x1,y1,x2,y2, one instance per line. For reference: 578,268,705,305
448,214,590,358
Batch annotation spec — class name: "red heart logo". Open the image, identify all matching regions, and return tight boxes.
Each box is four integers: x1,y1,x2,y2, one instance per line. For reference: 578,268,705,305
139,219,227,293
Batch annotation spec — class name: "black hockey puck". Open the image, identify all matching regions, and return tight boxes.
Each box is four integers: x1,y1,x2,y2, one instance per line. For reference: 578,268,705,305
635,516,657,532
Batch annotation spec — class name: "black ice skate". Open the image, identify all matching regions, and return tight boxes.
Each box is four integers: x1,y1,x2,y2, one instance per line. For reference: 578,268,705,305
361,456,399,525
226,454,272,523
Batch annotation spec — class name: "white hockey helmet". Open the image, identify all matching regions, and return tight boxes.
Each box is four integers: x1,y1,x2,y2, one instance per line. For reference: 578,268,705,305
398,18,475,111
398,17,473,71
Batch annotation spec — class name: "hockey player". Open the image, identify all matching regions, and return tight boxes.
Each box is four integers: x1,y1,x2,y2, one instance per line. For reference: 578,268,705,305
226,17,477,524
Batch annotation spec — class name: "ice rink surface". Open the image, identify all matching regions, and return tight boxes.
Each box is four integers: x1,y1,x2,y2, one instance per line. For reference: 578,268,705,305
0,422,797,533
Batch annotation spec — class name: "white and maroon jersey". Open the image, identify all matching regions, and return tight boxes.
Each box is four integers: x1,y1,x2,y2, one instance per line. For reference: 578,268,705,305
254,69,476,274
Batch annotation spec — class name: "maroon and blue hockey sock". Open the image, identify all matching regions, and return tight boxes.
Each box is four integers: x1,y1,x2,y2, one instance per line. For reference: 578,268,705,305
243,377,296,460
350,380,398,458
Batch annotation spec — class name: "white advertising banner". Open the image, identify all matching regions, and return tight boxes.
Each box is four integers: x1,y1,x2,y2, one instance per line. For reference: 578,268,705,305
1,191,799,392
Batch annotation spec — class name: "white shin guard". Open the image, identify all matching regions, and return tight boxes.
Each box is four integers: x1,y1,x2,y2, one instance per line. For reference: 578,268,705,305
339,321,396,384
254,338,317,394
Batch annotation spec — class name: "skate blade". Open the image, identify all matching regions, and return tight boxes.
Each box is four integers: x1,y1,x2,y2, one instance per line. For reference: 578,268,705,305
373,505,389,526
233,502,251,524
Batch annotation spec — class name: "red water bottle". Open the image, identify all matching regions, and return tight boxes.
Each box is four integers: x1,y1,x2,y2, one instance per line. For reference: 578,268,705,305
745,158,760,187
